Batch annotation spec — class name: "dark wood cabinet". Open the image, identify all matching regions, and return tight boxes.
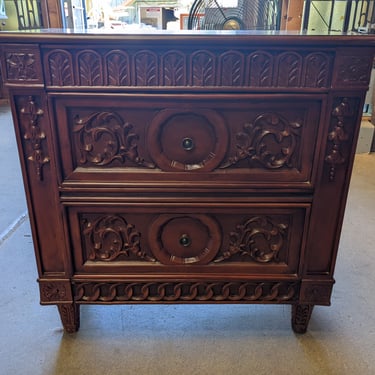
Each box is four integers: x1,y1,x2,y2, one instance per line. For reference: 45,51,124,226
1,30,374,333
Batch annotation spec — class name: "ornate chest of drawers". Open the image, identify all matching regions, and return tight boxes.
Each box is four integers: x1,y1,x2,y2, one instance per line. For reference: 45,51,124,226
1,30,374,333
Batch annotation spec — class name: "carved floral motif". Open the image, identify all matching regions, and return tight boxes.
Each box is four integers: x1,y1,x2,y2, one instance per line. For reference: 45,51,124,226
20,96,50,181
105,50,130,86
304,52,330,88
215,216,288,263
82,215,156,262
191,50,215,86
74,281,298,303
221,113,301,169
73,111,154,168
325,98,353,181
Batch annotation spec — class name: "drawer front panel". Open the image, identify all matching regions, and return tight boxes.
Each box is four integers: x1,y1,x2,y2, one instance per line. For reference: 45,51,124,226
67,203,309,276
52,94,323,189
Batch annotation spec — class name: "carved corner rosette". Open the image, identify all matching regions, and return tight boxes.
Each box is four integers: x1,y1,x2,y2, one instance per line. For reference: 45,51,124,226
220,113,301,170
215,216,288,263
74,281,299,303
5,51,41,82
82,214,156,262
39,280,73,304
20,96,50,181
325,98,354,182
73,111,155,168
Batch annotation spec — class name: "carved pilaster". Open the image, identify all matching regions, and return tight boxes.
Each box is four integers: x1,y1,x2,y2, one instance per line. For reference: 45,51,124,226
325,98,353,182
20,96,50,181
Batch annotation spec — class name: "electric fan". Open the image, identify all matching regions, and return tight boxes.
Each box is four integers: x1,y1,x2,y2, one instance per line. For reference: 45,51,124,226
187,0,281,31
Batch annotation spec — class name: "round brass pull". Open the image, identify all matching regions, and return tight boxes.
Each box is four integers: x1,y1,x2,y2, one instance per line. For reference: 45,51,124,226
179,234,192,247
182,137,194,151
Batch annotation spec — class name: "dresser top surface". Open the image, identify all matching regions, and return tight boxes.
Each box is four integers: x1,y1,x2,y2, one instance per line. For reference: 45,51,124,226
1,28,375,47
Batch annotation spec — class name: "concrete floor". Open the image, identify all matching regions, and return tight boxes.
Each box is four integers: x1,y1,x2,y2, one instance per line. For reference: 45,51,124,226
0,103,375,374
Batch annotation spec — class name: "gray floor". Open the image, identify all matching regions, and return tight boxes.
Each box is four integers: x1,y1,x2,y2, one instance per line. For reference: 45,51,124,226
0,103,375,375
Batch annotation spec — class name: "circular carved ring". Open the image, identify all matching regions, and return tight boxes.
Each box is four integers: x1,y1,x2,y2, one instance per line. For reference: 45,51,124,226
147,109,229,172
148,214,222,265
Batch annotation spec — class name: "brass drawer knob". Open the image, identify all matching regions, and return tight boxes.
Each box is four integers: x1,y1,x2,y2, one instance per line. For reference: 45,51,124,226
179,234,192,247
182,137,194,151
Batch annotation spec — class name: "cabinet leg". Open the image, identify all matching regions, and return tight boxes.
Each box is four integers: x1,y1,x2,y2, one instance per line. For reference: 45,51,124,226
291,304,314,334
57,303,80,333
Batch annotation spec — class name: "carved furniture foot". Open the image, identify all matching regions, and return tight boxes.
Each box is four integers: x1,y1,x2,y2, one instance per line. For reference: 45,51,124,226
291,304,314,334
57,303,80,333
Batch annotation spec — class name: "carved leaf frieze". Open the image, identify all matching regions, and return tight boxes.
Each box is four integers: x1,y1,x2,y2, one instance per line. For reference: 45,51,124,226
191,51,215,86
82,215,156,262
105,50,130,86
276,52,302,87
162,51,186,86
20,96,50,181
135,51,158,86
219,51,244,86
78,51,103,85
247,51,273,87
215,216,288,263
74,281,298,303
221,113,301,169
304,52,330,88
73,111,155,168
48,50,74,86
42,48,332,88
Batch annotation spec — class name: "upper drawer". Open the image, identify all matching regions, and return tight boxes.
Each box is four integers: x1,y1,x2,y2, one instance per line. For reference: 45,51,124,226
50,93,324,191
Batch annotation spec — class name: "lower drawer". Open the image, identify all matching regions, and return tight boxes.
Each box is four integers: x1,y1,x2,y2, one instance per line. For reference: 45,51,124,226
66,202,310,276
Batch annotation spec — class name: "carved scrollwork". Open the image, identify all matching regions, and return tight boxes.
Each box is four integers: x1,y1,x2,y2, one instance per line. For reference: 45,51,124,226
20,96,50,181
74,281,298,303
215,216,288,263
221,113,301,169
82,215,156,262
73,111,154,168
6,52,38,80
325,98,353,181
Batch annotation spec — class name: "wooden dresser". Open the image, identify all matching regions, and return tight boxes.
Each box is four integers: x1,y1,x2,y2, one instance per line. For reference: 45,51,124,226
1,30,374,333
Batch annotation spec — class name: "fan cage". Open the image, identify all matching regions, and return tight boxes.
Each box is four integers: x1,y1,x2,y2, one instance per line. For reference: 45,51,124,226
188,0,281,31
